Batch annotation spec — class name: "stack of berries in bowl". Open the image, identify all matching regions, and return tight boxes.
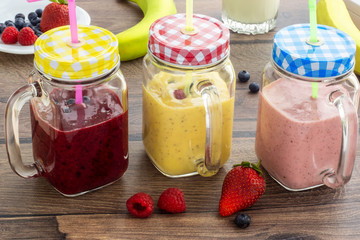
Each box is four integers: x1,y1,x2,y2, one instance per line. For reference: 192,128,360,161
0,9,43,46
1,0,70,46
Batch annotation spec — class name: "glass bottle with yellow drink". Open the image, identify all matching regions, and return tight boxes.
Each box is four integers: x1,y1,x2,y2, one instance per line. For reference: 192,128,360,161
142,13,236,177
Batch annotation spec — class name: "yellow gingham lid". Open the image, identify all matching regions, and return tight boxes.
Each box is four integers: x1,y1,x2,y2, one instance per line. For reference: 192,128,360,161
34,25,119,80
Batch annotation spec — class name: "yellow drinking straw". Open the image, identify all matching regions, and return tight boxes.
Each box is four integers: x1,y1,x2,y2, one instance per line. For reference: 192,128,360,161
186,0,194,32
184,71,193,96
309,0,318,99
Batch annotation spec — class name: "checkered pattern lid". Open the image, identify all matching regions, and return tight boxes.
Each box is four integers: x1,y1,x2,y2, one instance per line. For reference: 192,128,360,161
34,25,119,80
148,13,230,66
272,24,356,78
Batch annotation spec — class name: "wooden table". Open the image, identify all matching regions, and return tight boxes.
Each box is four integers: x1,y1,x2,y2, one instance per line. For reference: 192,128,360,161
1,0,359,239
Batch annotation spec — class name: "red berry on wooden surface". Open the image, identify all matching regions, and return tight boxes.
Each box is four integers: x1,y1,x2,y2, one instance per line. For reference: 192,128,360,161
157,188,186,213
126,192,154,218
219,161,265,217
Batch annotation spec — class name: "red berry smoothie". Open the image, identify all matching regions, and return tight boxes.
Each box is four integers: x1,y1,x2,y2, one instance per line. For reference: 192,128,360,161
30,87,128,196
255,78,358,190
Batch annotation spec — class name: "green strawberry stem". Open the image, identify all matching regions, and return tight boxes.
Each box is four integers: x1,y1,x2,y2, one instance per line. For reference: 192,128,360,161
50,0,68,5
233,161,262,175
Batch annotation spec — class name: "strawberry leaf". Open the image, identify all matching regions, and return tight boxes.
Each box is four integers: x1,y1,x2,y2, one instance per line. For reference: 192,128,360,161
50,0,68,5
250,162,262,175
233,161,263,175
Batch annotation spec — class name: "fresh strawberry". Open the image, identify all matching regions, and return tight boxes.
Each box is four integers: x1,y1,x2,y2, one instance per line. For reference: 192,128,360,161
157,188,186,213
40,0,69,33
18,27,38,46
219,161,265,217
126,192,154,218
1,27,19,44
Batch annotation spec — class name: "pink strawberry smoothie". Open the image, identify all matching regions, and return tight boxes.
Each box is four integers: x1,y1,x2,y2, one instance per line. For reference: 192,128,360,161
255,78,358,190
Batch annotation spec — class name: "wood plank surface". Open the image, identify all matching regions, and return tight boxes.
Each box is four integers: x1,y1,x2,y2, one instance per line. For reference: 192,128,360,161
1,0,360,239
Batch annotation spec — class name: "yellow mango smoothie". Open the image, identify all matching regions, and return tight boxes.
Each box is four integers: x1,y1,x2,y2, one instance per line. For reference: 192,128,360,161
143,71,234,177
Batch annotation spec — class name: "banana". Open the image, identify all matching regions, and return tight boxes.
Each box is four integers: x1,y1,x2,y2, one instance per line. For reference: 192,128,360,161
116,0,177,61
317,0,360,75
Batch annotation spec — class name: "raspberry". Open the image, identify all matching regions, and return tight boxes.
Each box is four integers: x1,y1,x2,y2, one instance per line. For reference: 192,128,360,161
174,89,186,99
1,27,19,44
126,192,154,218
18,27,38,46
157,188,186,213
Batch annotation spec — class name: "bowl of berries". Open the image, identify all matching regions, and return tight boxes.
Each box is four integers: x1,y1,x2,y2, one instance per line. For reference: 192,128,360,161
0,0,90,54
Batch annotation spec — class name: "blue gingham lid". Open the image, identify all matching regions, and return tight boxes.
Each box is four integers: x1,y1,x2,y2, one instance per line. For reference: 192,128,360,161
272,24,356,78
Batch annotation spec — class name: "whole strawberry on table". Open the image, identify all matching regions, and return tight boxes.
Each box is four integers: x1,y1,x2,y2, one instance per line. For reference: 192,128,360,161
219,161,266,217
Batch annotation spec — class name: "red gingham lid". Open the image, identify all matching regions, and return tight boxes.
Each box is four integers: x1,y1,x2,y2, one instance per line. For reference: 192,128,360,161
148,13,230,66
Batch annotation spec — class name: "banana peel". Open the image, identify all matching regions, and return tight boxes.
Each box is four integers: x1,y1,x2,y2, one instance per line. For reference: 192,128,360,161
317,0,360,75
116,0,177,61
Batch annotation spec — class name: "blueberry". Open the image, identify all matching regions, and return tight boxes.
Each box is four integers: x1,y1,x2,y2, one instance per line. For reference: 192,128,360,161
83,96,90,103
6,22,15,28
28,12,37,21
15,17,25,22
65,98,76,106
23,22,32,28
53,99,60,105
62,106,70,113
34,29,43,37
30,17,41,26
35,9,43,18
25,22,36,32
249,82,260,93
15,13,25,20
5,20,14,26
0,23,5,34
15,19,25,30
234,213,251,229
238,70,250,82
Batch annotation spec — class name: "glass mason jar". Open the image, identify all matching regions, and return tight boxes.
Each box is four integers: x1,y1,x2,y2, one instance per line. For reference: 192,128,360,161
222,0,280,35
255,24,359,191
143,14,236,178
5,25,128,197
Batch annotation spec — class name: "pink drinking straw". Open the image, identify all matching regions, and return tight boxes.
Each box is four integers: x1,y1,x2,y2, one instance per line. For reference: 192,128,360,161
68,0,79,44
27,0,82,104
68,0,83,104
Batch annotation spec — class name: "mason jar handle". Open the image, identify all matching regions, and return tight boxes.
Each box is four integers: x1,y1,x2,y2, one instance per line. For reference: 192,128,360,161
5,82,42,178
195,80,223,177
322,91,358,188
